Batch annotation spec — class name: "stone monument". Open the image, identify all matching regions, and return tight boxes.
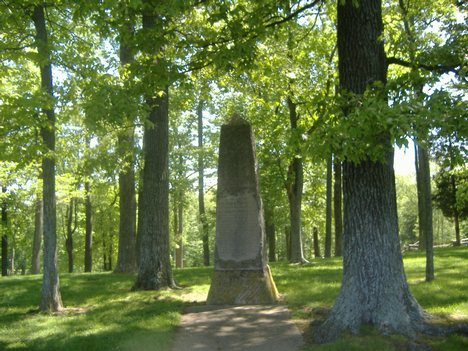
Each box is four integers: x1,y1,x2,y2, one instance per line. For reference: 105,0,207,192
207,115,279,305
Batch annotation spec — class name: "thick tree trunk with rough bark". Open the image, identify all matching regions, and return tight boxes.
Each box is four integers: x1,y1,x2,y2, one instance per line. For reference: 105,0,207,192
114,25,137,274
316,0,425,341
133,3,174,290
197,101,210,266
84,181,93,272
133,86,174,289
325,154,333,258
334,159,343,257
31,196,42,274
33,4,63,312
286,97,307,263
114,133,137,273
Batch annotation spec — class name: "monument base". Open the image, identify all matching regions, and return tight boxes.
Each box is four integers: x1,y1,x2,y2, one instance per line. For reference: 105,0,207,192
206,265,279,305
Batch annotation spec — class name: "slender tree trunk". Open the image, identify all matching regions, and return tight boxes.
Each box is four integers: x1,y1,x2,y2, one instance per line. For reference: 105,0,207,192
31,196,43,274
10,226,15,273
175,198,183,269
416,145,434,281
33,4,62,312
414,143,427,251
285,226,291,261
1,186,7,276
313,227,321,258
133,3,174,290
265,206,276,262
65,198,74,273
198,101,210,266
450,174,461,246
334,158,343,257
84,181,93,272
114,20,137,274
325,154,333,258
317,0,425,341
286,97,307,263
1,235,7,276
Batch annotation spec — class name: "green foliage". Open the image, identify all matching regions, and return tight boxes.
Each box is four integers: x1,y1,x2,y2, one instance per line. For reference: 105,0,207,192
433,166,468,221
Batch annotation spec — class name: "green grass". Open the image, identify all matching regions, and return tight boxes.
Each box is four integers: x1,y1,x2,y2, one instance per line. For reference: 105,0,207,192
271,247,468,351
0,247,466,351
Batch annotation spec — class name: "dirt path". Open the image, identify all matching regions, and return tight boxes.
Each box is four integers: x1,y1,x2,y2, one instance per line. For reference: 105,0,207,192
171,305,304,351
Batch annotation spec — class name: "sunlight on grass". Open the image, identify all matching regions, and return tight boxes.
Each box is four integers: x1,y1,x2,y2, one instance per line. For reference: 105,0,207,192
0,247,466,351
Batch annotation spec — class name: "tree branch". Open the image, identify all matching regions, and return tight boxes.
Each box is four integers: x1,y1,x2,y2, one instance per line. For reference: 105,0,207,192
264,0,323,28
387,56,462,75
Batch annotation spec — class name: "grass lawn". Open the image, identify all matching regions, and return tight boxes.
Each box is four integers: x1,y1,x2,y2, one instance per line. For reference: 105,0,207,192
0,247,466,351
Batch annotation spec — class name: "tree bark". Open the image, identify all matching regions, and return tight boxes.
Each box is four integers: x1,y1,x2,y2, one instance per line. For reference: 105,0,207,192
286,97,307,263
198,101,210,266
65,198,74,273
133,3,174,290
114,132,137,272
84,181,93,272
450,173,461,246
265,206,276,262
334,158,343,257
316,0,425,341
325,154,333,258
175,198,183,269
2,186,7,276
416,144,434,281
285,226,291,261
31,196,43,274
414,140,426,251
32,4,63,312
114,20,137,274
313,227,321,258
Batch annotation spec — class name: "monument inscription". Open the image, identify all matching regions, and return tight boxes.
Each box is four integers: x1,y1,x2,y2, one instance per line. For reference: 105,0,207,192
216,194,262,266
207,115,278,305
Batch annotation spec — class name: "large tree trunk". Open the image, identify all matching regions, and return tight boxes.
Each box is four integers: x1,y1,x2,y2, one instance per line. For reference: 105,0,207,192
114,21,137,274
114,132,137,273
333,158,343,257
84,181,93,272
286,97,307,263
325,154,333,258
197,101,210,266
31,196,43,274
32,4,63,312
133,3,174,290
316,0,425,341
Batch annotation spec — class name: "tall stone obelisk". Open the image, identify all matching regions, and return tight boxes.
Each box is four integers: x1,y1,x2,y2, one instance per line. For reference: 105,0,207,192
207,115,278,305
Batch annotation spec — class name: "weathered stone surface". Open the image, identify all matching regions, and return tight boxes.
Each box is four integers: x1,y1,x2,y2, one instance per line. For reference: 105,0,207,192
207,116,278,305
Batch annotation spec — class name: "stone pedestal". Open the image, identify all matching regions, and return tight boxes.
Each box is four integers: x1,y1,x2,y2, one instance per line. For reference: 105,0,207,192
207,116,279,305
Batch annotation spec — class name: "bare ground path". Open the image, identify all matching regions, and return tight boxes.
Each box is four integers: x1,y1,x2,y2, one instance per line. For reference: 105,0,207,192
171,305,304,351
